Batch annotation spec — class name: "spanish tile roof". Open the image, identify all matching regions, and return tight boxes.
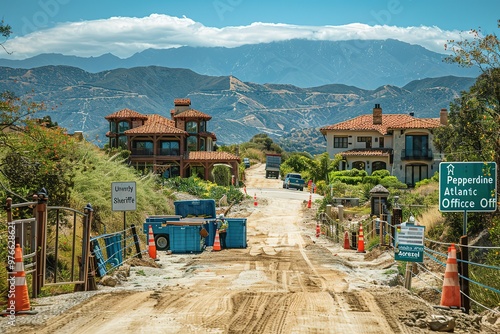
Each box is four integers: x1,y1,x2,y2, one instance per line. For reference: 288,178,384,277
199,131,217,140
320,114,441,135
146,114,175,127
124,122,187,135
104,108,149,120
174,98,191,106
174,109,212,120
341,149,392,157
187,151,240,161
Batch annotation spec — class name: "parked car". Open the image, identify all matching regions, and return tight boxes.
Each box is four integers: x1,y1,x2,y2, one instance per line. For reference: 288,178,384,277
283,173,305,191
243,158,250,168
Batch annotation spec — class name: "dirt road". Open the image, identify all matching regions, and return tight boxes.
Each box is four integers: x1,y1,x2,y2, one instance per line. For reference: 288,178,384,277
3,164,496,333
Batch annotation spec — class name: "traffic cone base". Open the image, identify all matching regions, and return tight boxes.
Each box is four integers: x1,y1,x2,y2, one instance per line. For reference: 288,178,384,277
213,230,221,251
357,224,365,253
440,244,461,308
307,194,312,208
148,225,157,260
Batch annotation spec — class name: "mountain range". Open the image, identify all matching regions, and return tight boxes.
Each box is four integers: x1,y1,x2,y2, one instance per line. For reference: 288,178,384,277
0,64,476,155
0,39,479,89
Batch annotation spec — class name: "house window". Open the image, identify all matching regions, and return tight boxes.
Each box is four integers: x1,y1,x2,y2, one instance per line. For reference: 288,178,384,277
352,161,366,170
357,136,372,148
372,161,387,172
133,141,153,155
405,135,429,158
200,138,206,151
405,164,428,187
334,136,348,148
117,135,127,149
159,141,180,156
379,137,384,148
200,121,206,133
118,121,129,133
186,121,198,134
187,136,197,151
162,165,180,179
110,122,117,133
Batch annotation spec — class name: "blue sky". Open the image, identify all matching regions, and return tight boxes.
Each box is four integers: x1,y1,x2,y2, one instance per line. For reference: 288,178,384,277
1,0,499,59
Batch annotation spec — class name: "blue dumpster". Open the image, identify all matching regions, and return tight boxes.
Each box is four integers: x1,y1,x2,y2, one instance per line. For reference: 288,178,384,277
169,225,204,253
203,220,218,246
174,199,216,218
226,218,247,248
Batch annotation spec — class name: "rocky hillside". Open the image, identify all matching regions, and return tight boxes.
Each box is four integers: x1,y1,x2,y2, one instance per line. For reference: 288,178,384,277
0,65,476,154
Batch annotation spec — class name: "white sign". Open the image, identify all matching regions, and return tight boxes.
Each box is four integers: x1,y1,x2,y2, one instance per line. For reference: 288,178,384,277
111,182,137,211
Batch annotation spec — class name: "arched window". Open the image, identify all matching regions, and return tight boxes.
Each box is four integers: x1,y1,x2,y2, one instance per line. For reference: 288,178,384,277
352,161,366,170
372,161,387,172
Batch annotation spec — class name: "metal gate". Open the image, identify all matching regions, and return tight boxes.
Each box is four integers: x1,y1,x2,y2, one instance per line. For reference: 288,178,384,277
5,191,93,298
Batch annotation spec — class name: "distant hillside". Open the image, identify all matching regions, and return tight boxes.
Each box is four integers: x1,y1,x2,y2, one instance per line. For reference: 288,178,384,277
0,65,476,155
0,39,479,89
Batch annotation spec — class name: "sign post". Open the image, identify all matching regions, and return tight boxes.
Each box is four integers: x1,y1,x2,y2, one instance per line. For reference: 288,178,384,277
111,182,137,260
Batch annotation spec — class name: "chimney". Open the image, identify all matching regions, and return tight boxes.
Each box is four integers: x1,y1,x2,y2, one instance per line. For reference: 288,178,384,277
173,98,191,116
440,108,448,125
373,104,382,125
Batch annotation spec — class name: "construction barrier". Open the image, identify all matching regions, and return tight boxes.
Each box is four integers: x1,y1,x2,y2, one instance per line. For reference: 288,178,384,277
4,244,35,315
213,230,221,251
343,231,350,249
148,225,157,259
440,244,461,308
357,224,366,253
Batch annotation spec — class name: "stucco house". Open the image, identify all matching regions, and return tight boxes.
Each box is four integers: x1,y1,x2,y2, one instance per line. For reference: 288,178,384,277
319,104,448,186
105,98,241,183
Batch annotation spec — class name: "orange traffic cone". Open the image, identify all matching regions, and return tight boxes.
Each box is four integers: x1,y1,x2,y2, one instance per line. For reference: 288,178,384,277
254,193,257,206
307,194,312,208
148,225,157,260
213,230,221,251
357,224,365,253
5,244,32,315
440,244,461,308
343,231,350,249
316,222,321,238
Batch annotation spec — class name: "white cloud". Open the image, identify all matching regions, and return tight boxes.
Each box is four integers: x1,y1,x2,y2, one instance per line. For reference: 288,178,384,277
3,14,463,59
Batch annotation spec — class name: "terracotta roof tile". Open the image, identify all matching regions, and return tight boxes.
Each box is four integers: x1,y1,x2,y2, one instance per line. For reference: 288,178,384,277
174,109,212,120
105,108,148,120
174,98,191,106
146,114,175,127
187,151,240,161
125,123,187,135
341,149,392,157
320,114,440,135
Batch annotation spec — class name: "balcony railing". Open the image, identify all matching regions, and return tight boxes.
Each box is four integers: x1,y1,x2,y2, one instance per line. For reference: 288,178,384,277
401,149,433,161
158,148,180,156
131,148,154,156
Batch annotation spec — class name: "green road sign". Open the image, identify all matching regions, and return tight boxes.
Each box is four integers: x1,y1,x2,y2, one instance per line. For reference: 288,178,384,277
439,162,497,212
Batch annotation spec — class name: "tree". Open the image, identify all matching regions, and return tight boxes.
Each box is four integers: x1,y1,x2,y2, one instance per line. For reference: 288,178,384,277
435,20,500,234
0,19,12,54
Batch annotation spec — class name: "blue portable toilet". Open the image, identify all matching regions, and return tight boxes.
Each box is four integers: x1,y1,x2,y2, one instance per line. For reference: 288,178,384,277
225,218,247,248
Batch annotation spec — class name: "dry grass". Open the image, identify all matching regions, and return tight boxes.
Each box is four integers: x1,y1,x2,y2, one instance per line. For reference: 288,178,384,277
416,206,445,232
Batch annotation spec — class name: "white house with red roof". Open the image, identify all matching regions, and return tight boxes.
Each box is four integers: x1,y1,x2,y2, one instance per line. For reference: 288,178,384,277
105,99,241,183
320,104,448,186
